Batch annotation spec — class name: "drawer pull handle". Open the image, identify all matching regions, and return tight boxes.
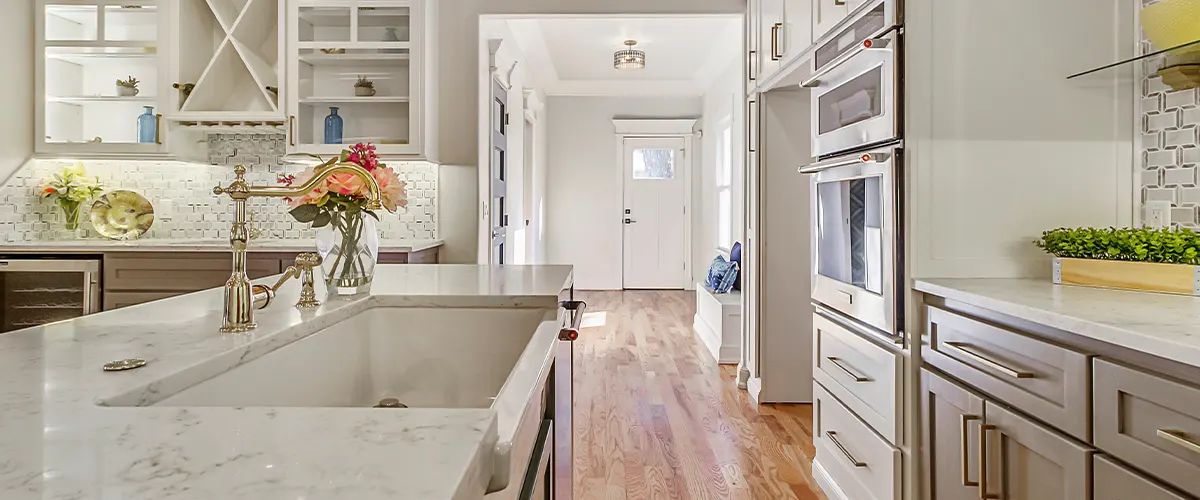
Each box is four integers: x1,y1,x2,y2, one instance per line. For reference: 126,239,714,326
1157,429,1200,455
978,424,1000,499
944,341,1034,379
960,414,980,487
826,431,866,467
827,356,870,382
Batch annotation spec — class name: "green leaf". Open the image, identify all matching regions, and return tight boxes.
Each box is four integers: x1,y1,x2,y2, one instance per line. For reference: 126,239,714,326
364,209,380,221
289,204,321,223
311,211,332,228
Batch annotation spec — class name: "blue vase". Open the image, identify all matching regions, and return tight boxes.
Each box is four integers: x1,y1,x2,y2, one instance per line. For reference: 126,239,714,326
324,107,343,145
137,106,156,144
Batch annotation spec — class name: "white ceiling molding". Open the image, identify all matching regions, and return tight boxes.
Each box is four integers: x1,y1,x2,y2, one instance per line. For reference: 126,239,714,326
505,19,559,90
613,118,699,135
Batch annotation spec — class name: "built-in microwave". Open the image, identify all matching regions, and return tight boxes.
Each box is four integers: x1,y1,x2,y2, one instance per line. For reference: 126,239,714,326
803,3,901,158
799,146,903,341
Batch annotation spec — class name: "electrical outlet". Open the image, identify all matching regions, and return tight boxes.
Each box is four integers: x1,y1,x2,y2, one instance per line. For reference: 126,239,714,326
158,199,174,221
1146,201,1172,229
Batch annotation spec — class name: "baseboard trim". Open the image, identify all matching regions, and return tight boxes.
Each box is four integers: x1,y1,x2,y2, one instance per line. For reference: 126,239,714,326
812,459,851,500
747,377,763,404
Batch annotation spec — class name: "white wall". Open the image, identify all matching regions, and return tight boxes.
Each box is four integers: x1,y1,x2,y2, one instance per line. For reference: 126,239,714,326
437,0,744,263
545,96,702,290
697,60,745,284
0,1,34,185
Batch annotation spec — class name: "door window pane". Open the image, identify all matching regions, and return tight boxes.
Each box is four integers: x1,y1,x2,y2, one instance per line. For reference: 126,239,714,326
632,149,675,180
815,176,883,294
718,189,731,249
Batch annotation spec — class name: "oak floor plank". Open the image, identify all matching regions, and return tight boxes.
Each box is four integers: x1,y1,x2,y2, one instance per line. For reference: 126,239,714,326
569,291,826,500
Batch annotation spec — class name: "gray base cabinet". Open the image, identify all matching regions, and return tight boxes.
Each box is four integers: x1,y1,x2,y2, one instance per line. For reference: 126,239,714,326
921,368,983,500
1095,455,1190,500
983,400,1092,500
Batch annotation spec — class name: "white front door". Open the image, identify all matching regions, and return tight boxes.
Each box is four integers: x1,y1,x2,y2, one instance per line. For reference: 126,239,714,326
622,137,687,289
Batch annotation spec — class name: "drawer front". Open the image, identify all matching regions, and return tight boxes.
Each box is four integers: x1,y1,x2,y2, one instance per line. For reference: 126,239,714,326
104,253,281,291
813,311,901,443
923,305,1091,440
102,291,181,311
1095,358,1200,494
1094,455,1191,500
814,382,900,500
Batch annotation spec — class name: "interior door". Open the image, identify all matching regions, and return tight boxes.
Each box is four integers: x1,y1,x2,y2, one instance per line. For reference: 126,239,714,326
922,368,985,500
982,401,1092,500
622,137,687,289
490,79,508,265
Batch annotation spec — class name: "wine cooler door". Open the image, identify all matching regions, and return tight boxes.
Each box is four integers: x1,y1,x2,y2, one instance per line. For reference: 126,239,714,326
0,258,101,333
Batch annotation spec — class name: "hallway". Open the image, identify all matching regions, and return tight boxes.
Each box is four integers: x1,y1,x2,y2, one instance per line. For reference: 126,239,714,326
571,291,826,500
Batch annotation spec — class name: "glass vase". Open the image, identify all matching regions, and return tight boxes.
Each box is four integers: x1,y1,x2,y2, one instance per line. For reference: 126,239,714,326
316,210,379,295
58,199,82,232
324,107,343,145
137,106,156,144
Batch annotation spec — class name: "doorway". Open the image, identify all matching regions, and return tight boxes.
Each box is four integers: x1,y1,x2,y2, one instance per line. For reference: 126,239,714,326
489,78,508,265
621,136,688,289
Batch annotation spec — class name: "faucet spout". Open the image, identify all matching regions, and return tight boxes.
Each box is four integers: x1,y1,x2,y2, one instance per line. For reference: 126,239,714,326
211,161,384,332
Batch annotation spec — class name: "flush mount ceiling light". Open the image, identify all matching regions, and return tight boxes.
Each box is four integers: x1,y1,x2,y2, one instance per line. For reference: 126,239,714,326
614,40,646,70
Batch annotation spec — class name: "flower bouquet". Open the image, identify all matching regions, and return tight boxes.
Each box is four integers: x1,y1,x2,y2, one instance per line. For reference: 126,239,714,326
279,143,407,294
39,163,104,232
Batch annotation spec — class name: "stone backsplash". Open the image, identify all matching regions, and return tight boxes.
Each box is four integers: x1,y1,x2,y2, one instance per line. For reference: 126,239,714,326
0,134,437,242
1140,0,1200,228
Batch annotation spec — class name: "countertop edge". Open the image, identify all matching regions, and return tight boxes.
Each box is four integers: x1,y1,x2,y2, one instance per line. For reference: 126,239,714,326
913,278,1200,369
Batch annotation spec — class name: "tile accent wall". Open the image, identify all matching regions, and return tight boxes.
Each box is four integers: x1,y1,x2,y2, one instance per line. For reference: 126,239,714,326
1141,0,1200,228
0,134,438,242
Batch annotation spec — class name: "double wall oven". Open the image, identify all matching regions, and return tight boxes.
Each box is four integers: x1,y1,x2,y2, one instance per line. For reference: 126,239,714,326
801,0,904,342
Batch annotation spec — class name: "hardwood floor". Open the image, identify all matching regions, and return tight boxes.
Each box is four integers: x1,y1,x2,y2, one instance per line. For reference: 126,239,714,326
569,290,826,500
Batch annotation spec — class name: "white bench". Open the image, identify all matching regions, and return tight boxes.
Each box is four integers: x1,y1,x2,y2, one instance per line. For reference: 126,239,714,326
693,282,742,364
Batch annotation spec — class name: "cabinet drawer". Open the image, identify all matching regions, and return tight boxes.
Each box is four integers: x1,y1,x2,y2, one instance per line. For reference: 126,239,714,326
104,253,281,291
814,382,900,500
1095,358,1200,495
102,291,181,311
923,305,1091,440
813,311,901,443
1094,455,1192,500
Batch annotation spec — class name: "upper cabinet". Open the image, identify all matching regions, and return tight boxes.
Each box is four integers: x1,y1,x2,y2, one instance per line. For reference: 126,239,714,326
35,0,169,156
32,0,439,162
167,0,284,120
812,0,850,42
285,0,438,160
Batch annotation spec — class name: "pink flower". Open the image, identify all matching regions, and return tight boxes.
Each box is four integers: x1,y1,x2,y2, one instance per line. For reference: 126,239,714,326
286,167,329,208
371,166,407,212
326,172,365,196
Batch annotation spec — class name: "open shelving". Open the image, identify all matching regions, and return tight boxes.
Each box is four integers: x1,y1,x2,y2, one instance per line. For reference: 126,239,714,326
287,0,430,157
171,0,283,118
36,0,166,155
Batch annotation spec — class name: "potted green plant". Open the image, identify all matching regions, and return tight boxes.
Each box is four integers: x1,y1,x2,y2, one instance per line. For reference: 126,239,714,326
354,76,376,97
116,76,140,97
1034,226,1200,295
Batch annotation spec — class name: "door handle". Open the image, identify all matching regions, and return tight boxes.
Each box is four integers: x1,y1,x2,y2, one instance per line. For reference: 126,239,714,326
748,50,756,81
624,218,637,224
826,431,866,467
289,115,296,146
960,414,981,487
801,36,893,88
826,357,869,382
1157,429,1200,455
978,424,1000,499
771,23,784,60
747,100,757,153
154,114,162,145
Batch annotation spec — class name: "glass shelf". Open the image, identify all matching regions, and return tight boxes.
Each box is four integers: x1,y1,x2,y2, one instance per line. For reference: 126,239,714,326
1067,38,1200,80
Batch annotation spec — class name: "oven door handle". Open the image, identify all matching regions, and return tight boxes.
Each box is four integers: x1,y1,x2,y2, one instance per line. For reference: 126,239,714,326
801,36,893,89
799,151,892,174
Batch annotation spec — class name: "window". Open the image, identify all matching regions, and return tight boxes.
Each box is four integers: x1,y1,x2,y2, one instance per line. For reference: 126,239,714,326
632,148,676,179
717,122,733,251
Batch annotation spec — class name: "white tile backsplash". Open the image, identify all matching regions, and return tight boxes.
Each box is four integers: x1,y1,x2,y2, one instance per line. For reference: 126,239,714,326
0,134,438,242
1140,0,1200,228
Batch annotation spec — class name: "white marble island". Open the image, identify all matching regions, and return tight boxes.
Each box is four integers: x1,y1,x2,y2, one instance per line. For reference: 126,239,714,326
0,264,574,500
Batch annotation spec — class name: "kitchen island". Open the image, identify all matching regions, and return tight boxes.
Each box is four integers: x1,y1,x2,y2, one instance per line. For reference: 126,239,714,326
0,264,573,500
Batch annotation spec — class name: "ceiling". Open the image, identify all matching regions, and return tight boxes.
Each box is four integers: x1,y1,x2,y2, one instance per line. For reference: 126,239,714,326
503,16,741,97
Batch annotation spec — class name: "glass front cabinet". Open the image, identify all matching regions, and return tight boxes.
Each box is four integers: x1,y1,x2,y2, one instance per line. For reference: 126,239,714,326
286,0,436,159
36,0,170,156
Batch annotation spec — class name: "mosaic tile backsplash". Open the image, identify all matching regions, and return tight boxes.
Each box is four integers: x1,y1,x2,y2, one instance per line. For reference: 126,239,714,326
0,134,438,242
1141,0,1200,228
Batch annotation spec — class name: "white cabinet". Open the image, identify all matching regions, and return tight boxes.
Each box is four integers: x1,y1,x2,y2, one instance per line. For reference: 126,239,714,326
746,0,760,85
757,0,783,82
812,0,850,42
746,0,813,92
285,0,438,160
35,0,170,156
782,0,813,62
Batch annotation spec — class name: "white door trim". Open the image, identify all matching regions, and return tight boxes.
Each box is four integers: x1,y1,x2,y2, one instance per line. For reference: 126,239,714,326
614,118,698,290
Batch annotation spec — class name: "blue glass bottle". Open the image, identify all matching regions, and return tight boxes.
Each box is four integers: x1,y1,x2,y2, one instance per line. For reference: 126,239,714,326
324,107,343,144
137,106,156,144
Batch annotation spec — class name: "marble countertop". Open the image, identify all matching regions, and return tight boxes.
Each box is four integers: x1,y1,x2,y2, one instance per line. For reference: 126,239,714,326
0,238,444,253
0,264,574,500
914,278,1200,368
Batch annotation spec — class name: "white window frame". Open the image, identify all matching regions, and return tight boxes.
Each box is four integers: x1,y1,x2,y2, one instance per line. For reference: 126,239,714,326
716,117,733,253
